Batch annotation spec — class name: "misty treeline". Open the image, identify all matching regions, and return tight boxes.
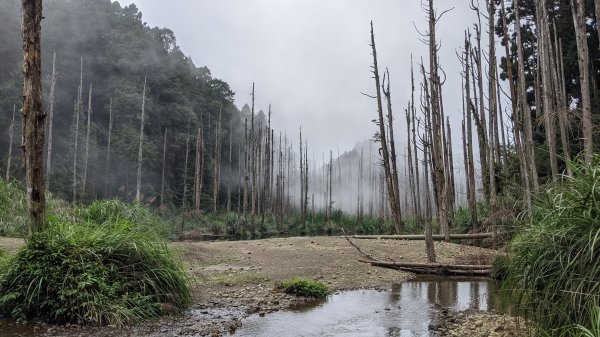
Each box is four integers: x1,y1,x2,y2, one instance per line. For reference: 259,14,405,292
366,0,600,259
0,0,392,228
2,0,600,237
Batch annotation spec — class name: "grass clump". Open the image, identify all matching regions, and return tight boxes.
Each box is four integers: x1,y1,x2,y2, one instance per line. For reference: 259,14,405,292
83,199,171,238
279,278,329,299
503,157,600,334
0,218,191,326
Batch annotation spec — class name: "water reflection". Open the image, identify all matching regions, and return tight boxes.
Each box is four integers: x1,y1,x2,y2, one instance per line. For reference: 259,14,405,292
234,277,510,337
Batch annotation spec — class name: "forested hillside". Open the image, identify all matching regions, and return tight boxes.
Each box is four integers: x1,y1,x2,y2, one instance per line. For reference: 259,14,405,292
0,0,241,206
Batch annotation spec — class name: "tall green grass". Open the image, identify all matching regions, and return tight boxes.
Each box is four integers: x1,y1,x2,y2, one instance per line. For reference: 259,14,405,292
0,179,72,236
503,157,600,335
0,217,191,325
83,199,172,238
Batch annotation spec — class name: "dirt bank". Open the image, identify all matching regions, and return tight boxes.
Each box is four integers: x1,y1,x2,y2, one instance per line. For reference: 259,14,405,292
0,236,507,336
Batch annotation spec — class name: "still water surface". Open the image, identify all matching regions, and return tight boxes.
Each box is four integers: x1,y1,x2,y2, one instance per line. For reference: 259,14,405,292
234,276,510,337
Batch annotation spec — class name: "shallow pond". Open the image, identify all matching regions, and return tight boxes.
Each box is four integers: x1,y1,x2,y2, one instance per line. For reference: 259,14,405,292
0,277,512,337
234,276,511,337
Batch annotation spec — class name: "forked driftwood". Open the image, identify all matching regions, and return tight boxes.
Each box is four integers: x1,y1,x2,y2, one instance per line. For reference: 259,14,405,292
341,227,494,276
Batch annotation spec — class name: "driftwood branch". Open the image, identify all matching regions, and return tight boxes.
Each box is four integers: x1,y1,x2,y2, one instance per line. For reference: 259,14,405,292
343,232,495,240
340,227,379,261
359,259,494,276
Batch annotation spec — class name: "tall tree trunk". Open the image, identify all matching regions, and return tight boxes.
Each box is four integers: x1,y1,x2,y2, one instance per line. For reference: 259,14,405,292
82,83,92,197
45,52,56,190
194,126,204,216
471,6,489,200
328,150,333,216
213,106,222,213
463,36,478,232
6,104,16,181
71,101,79,204
515,0,539,191
487,0,498,237
104,97,113,198
135,77,146,203
571,0,593,162
426,0,449,241
72,59,83,205
536,0,559,179
160,127,167,208
21,0,46,233
182,119,191,216
383,69,404,234
250,84,256,220
370,21,403,234
555,35,572,175
299,127,305,230
227,119,233,213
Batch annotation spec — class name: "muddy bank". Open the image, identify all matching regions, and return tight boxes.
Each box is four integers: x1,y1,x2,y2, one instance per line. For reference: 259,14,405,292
434,310,529,337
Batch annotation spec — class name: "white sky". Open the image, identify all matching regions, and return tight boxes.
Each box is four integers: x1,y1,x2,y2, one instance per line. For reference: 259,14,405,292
123,0,498,159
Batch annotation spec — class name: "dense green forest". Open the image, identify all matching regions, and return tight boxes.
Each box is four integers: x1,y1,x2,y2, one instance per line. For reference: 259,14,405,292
0,0,242,207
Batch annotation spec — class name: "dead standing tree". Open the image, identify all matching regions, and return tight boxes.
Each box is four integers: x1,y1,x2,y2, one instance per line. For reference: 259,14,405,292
6,104,17,181
212,106,222,213
134,76,146,203
21,0,46,233
45,52,56,189
423,0,452,241
82,83,92,197
571,0,593,163
368,21,403,234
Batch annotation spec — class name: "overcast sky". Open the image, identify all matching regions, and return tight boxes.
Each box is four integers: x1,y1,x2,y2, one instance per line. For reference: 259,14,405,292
123,0,494,159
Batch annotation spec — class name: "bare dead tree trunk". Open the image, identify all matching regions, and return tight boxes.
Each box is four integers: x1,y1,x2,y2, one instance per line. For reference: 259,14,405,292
71,101,79,204
552,28,573,176
250,84,256,221
410,57,422,220
571,0,593,162
300,127,305,230
104,97,112,198
421,119,436,263
135,76,146,203
487,0,498,239
382,69,404,234
227,119,233,213
182,119,191,216
72,59,83,205
82,83,92,197
160,127,167,208
21,0,46,233
463,36,478,231
328,149,333,216
213,106,222,213
471,4,489,200
446,117,456,212
536,0,559,179
243,117,248,218
425,1,450,241
45,52,56,190
194,125,204,216
6,104,16,181
515,0,539,191
262,106,272,222
369,21,403,234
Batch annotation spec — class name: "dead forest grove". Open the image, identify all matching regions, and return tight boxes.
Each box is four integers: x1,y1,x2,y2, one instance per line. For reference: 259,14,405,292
0,0,598,336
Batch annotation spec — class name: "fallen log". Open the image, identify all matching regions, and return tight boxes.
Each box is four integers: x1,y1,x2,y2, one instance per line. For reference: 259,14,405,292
359,259,494,276
345,232,495,240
